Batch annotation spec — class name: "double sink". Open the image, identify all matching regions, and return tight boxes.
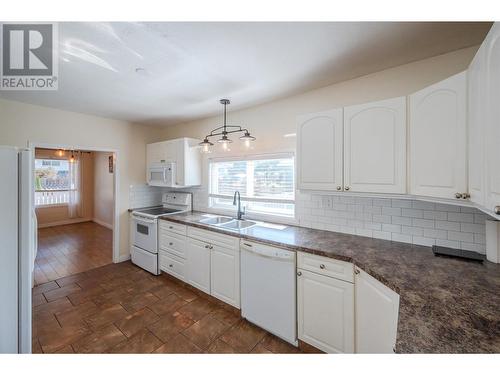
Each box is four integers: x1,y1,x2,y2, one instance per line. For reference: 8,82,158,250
198,215,257,230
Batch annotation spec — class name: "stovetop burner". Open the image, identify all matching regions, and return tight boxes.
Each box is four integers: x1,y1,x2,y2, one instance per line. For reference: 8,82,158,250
134,207,182,217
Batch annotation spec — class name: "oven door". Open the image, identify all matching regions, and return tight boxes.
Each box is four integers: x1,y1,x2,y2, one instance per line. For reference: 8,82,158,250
131,214,158,253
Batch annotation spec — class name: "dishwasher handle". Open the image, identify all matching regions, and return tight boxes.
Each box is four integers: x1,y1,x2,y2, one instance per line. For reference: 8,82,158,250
241,241,295,261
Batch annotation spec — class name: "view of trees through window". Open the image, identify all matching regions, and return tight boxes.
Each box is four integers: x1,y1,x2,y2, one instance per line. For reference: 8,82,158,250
34,159,71,206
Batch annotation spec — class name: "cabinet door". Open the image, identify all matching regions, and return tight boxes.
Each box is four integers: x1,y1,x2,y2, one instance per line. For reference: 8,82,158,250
297,269,354,353
185,238,211,294
468,46,487,206
146,142,163,165
484,24,500,214
409,72,467,199
210,244,240,308
355,268,399,353
297,109,343,191
343,97,406,193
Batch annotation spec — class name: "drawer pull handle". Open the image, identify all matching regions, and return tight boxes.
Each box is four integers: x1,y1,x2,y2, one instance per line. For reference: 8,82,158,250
354,268,360,275
169,226,174,229
319,264,325,269
243,243,252,247
169,264,173,268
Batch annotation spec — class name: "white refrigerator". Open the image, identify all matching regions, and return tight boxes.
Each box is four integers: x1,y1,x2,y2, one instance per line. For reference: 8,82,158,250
0,146,34,353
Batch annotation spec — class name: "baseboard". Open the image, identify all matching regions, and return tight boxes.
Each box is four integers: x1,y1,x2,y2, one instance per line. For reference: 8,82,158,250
37,218,91,228
118,253,131,263
92,218,113,230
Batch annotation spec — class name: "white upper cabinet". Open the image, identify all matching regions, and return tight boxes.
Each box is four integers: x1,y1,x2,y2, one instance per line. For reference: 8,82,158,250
297,109,343,191
409,72,467,200
484,24,500,214
343,97,407,194
468,46,487,206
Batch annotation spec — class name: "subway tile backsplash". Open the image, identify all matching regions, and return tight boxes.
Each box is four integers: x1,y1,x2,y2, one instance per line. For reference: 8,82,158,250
296,192,487,254
129,184,166,209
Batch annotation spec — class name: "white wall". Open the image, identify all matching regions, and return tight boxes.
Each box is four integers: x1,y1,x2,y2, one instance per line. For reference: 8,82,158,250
0,98,162,260
93,151,114,229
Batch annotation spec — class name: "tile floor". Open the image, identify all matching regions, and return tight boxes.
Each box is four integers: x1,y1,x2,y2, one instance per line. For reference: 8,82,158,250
32,261,314,354
34,222,113,285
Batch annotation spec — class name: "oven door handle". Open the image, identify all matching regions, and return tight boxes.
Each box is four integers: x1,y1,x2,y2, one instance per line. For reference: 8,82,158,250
132,214,157,224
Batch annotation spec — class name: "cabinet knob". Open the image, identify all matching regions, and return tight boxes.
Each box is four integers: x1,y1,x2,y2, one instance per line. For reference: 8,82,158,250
336,186,342,191
461,193,471,199
455,193,463,199
354,268,360,275
297,271,302,276
169,242,173,246
169,264,173,268
495,206,500,215
209,245,213,250
319,264,325,269
345,186,350,191
169,226,174,229
205,244,210,249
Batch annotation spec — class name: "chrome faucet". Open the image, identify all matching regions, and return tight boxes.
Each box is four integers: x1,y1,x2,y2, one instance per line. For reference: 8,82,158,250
233,191,245,220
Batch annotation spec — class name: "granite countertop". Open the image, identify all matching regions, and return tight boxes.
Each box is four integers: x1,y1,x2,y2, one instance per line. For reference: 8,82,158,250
155,211,500,353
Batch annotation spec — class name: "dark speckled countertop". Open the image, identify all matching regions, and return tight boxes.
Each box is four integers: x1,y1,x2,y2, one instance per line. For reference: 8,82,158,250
154,211,500,353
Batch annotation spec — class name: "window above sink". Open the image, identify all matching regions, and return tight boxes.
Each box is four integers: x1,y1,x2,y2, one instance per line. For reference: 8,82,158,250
208,153,295,219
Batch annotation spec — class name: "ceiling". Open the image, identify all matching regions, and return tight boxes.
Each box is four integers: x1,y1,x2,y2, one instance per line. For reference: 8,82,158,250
0,22,492,126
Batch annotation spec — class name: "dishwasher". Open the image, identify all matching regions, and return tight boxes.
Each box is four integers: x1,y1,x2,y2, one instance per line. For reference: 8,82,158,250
240,240,298,346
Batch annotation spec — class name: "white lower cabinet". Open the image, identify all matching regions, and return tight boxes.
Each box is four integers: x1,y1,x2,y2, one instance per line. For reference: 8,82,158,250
297,259,355,353
355,267,400,353
185,237,211,294
211,243,240,308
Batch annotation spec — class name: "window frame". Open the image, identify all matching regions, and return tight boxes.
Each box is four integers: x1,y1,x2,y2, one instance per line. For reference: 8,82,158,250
208,152,296,221
34,157,73,208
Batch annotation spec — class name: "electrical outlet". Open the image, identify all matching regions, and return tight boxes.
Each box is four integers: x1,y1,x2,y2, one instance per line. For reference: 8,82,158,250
321,196,333,209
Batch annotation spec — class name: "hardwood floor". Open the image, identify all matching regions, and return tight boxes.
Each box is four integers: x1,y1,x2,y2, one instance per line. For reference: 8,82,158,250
34,222,113,285
32,261,309,354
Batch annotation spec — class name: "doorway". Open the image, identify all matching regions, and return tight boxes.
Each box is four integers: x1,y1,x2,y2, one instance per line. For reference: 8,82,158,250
29,143,120,284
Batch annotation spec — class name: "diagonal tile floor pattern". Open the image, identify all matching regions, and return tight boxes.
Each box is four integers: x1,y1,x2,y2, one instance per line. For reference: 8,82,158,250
32,261,311,354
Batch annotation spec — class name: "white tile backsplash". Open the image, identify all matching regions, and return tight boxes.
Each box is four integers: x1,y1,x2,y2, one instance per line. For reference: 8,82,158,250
129,184,166,209
295,194,487,254
155,184,488,254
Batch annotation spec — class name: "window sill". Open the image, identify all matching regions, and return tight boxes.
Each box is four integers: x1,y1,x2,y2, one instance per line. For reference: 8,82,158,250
35,203,69,209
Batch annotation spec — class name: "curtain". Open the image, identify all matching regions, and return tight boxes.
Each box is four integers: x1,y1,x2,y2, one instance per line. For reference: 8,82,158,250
68,151,83,218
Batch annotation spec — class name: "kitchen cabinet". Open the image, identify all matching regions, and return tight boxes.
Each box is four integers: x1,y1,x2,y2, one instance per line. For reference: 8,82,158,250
409,72,467,200
211,243,240,308
185,237,211,294
468,45,487,207
297,109,343,191
484,24,500,215
146,137,202,187
297,253,354,353
355,267,399,353
158,221,187,279
344,96,407,194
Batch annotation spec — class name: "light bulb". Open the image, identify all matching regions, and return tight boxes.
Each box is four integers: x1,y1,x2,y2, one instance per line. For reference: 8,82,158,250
245,139,250,148
222,142,228,150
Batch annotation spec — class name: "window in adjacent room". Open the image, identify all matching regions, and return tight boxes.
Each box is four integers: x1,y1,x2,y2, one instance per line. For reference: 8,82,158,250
209,154,295,218
34,158,71,206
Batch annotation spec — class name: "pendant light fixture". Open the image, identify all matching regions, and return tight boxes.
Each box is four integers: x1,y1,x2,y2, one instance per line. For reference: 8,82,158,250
199,99,256,153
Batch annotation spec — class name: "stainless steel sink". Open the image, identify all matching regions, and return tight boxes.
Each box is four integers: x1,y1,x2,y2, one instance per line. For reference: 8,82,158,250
219,220,257,230
198,216,234,225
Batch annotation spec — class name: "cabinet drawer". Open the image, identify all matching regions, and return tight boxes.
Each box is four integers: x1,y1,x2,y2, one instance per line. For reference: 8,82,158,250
159,250,186,281
187,226,239,249
298,252,354,283
159,231,186,259
159,220,187,236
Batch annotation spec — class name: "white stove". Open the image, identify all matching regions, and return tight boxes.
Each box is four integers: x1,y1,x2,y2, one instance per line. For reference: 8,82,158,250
130,192,192,275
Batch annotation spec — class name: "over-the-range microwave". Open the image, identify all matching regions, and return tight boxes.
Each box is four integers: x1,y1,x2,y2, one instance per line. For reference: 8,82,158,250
147,162,176,187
